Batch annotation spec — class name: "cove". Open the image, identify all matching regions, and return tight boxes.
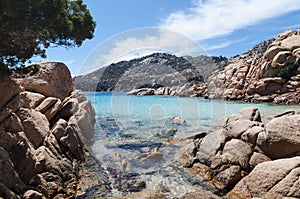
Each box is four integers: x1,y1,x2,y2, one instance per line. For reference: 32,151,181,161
83,92,299,197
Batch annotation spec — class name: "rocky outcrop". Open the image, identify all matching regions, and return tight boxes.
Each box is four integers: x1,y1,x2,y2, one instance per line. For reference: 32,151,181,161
17,62,74,100
228,157,300,199
183,107,300,198
203,29,300,104
0,62,95,198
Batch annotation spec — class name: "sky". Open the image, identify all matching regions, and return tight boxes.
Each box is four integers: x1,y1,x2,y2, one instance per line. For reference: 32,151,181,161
37,0,300,76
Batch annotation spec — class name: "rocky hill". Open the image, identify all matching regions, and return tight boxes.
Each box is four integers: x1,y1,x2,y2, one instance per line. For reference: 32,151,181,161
0,63,96,198
74,53,227,94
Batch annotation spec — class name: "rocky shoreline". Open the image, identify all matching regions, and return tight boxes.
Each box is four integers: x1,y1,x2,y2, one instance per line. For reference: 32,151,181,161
1,61,300,199
109,107,300,199
0,62,95,198
180,107,300,198
125,29,300,105
2,28,300,199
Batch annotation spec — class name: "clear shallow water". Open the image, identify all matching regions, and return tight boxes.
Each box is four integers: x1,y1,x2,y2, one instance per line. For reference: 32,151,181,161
84,92,299,197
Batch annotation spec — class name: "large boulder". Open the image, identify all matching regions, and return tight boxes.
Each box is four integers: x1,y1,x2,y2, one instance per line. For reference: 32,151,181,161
60,125,84,160
0,77,22,108
17,62,74,100
195,129,228,165
17,108,50,148
35,97,62,121
281,34,300,50
257,114,300,159
228,157,300,198
264,45,284,61
68,100,95,142
218,139,252,170
57,98,79,121
0,147,25,193
0,113,24,134
8,134,40,183
0,183,20,199
35,146,63,175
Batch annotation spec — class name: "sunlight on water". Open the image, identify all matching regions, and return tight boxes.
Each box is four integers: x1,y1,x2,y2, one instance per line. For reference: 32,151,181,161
84,92,299,197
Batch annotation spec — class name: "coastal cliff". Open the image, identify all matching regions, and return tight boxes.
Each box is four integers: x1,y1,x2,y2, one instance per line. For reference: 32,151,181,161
0,62,95,198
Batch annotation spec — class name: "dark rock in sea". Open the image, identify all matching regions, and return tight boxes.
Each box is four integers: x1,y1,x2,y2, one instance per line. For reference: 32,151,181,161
158,127,178,138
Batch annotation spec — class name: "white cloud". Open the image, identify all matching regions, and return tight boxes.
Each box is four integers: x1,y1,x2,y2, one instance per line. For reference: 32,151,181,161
78,28,205,75
78,1,300,75
160,0,300,41
64,59,75,65
202,37,247,51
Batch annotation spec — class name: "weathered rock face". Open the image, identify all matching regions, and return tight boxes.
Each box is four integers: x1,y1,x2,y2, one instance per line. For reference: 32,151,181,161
17,62,74,100
228,157,300,199
184,107,300,198
0,62,95,198
203,29,300,104
185,107,262,190
257,114,300,159
0,77,23,108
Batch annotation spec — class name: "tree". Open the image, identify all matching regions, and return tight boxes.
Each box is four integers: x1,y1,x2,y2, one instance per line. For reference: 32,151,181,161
0,0,96,74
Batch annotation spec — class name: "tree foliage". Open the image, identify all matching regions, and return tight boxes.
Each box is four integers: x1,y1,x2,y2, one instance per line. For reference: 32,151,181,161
272,63,299,80
0,0,96,72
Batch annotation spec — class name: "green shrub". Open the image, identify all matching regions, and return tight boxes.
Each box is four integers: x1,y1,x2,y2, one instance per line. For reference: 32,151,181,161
12,64,40,77
272,63,299,80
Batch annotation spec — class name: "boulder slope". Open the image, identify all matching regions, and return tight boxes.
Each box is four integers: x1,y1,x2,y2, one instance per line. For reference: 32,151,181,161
203,29,300,104
183,107,300,198
0,62,95,199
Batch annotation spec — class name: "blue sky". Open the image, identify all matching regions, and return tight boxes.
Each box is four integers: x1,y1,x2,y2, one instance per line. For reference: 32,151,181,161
38,0,300,76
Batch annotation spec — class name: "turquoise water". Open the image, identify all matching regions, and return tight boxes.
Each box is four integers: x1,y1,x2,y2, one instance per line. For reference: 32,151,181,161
85,92,298,132
84,92,299,197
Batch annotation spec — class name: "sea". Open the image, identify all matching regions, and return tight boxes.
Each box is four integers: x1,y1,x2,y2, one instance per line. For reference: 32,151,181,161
83,92,299,197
